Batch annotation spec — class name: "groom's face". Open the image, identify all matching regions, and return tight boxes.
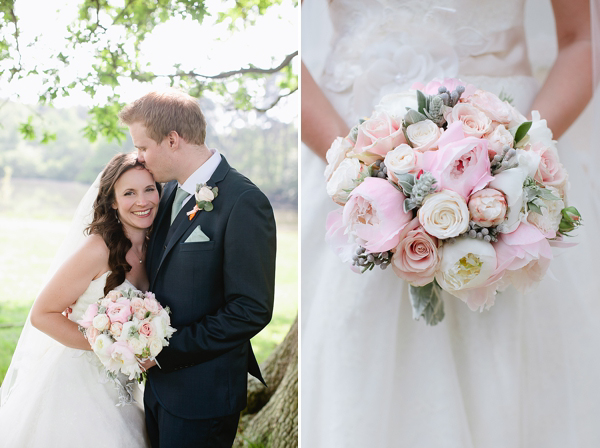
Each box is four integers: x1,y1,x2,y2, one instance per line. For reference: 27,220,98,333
129,122,171,183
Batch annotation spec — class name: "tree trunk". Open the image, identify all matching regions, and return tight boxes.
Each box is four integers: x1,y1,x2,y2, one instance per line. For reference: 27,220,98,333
235,315,298,448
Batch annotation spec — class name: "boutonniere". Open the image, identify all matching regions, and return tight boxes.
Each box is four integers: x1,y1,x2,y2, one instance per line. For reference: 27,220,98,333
187,183,219,220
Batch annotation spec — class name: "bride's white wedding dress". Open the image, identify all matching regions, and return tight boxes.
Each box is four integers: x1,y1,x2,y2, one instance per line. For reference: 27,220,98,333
0,272,148,447
302,1,600,447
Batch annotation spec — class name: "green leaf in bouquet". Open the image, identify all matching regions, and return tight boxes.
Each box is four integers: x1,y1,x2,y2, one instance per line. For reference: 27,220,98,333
417,90,429,115
403,109,428,127
528,201,543,215
396,172,415,196
511,121,532,145
409,280,445,326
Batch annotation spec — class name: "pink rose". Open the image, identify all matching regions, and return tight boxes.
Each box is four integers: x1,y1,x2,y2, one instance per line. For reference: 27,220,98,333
77,303,99,329
106,290,122,301
144,291,157,302
411,78,477,98
86,326,99,345
130,297,145,313
351,110,406,164
139,321,155,338
419,122,494,199
106,302,133,324
486,125,514,159
531,142,568,194
143,297,160,314
391,218,440,286
468,189,507,227
110,322,123,338
445,103,492,138
467,89,516,124
342,177,412,253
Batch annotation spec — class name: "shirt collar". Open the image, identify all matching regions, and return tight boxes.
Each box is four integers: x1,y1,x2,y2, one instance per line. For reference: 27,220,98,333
179,148,222,196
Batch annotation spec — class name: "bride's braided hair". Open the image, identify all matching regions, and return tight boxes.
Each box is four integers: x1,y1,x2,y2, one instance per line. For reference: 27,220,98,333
85,153,160,295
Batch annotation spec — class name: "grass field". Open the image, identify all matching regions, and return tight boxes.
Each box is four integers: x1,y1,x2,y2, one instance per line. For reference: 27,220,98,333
0,178,298,383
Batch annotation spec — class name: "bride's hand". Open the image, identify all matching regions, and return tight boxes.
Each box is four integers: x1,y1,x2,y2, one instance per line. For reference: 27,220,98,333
140,358,157,372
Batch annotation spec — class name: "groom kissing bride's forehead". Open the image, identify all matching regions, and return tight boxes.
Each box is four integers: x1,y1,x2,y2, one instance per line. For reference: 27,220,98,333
119,89,277,448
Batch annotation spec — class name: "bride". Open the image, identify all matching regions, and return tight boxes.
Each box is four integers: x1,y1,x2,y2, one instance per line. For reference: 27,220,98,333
302,0,600,447
0,152,158,447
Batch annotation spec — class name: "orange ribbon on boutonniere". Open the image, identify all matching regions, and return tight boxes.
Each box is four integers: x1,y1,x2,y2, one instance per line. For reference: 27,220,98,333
187,183,219,220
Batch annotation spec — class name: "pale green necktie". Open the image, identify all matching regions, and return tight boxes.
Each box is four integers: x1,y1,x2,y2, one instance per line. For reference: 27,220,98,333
170,187,189,225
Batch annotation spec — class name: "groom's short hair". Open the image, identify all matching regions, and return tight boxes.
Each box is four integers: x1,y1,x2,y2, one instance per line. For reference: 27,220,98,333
119,89,207,145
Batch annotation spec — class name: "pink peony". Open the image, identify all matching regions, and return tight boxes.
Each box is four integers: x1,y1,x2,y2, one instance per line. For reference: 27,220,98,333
492,222,553,291
106,302,133,324
391,218,440,286
419,122,494,199
106,341,137,377
342,177,412,253
468,188,507,227
77,303,99,329
350,110,406,164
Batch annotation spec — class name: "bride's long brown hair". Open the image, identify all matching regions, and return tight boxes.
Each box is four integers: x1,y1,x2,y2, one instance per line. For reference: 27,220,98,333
85,153,161,295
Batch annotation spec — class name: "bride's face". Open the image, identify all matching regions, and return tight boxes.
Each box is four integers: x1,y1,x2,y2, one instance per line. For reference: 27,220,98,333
112,167,160,231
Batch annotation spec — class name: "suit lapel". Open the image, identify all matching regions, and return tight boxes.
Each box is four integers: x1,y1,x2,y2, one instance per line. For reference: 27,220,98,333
155,157,231,276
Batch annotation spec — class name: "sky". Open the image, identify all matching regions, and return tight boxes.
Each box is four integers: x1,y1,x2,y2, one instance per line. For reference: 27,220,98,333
0,0,298,124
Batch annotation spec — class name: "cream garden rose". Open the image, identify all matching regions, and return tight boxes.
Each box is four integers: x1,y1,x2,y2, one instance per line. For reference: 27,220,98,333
405,119,441,152
326,158,364,205
195,186,215,203
384,144,418,183
418,190,470,239
445,103,492,138
526,186,565,238
92,313,110,332
486,124,514,158
324,137,354,181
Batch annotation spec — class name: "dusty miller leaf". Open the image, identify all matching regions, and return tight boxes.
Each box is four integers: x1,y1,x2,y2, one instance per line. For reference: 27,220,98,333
409,281,445,326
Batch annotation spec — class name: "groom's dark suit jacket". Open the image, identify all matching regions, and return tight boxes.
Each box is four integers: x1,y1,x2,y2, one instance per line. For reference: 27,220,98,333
146,156,276,419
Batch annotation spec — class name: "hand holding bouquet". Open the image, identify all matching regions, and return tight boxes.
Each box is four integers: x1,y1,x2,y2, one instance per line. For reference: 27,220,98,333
325,78,582,325
78,288,176,385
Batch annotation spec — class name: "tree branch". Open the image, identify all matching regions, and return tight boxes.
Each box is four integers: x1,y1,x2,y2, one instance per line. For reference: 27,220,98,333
179,51,297,80
111,0,135,26
255,86,298,113
8,4,22,79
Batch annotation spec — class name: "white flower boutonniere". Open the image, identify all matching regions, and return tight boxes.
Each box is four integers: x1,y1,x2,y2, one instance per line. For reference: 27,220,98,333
187,183,219,220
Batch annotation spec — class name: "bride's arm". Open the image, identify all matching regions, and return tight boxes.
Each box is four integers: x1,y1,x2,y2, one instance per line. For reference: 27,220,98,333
30,234,110,351
529,0,592,139
301,61,350,160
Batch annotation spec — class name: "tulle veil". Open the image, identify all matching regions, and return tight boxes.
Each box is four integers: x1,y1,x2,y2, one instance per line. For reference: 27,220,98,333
0,173,101,405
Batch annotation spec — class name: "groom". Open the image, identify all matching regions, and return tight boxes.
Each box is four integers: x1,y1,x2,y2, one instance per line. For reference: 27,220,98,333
119,89,276,447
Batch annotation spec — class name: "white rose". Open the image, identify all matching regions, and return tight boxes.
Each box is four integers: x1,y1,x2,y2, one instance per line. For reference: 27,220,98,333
92,313,110,332
195,186,214,203
526,186,565,238
149,338,164,357
92,334,114,363
418,190,470,239
374,91,418,121
384,144,418,183
128,334,148,356
324,137,353,181
405,119,441,152
487,125,514,157
489,150,541,233
326,158,363,205
445,103,492,138
435,238,497,309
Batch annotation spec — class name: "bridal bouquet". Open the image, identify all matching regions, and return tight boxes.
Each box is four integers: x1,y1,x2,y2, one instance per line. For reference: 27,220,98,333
78,288,176,382
325,78,582,325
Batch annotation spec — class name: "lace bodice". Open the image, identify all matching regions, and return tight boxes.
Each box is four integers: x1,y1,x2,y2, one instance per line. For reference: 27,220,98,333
68,272,135,323
322,0,534,120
